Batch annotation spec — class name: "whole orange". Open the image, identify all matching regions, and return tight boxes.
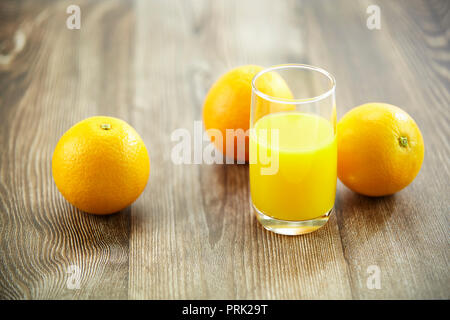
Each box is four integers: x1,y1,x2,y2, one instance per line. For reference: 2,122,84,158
337,103,424,196
202,65,293,162
52,116,150,214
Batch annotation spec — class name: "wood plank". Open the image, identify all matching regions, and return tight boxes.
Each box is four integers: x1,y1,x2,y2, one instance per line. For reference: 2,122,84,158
0,0,133,299
129,0,352,299
303,0,450,298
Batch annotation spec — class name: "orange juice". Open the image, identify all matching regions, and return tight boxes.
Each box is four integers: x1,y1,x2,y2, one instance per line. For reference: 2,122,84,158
250,112,337,221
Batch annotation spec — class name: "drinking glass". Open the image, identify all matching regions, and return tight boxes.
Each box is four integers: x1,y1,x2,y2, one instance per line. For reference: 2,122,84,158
249,64,337,235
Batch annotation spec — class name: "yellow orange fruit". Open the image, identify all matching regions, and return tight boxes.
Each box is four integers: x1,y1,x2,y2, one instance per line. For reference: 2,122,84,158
337,103,424,196
52,116,150,214
202,65,293,162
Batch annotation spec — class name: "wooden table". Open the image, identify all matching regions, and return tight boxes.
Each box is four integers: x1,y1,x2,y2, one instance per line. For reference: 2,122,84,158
0,0,448,300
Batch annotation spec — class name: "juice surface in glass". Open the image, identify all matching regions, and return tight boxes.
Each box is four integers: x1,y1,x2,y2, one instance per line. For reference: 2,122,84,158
250,111,337,221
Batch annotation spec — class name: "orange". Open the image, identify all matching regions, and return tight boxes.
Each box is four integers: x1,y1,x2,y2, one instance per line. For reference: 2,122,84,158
52,116,150,214
337,103,424,197
202,65,293,162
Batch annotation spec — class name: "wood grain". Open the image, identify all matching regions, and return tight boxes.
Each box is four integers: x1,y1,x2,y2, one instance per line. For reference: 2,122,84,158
0,0,449,299
0,0,133,299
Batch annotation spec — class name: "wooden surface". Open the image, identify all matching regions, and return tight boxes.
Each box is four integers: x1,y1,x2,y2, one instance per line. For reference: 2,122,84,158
0,0,449,300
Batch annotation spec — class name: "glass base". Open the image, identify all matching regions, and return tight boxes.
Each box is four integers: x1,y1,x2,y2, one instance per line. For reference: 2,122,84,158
254,205,332,235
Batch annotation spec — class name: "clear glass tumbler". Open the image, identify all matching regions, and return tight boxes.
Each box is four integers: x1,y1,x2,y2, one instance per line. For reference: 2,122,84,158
249,64,337,235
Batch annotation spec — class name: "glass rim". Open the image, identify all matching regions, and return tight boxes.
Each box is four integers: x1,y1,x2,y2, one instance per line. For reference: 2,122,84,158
251,64,336,105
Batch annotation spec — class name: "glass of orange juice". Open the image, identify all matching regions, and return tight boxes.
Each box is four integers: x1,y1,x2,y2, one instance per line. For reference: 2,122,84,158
249,64,337,235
